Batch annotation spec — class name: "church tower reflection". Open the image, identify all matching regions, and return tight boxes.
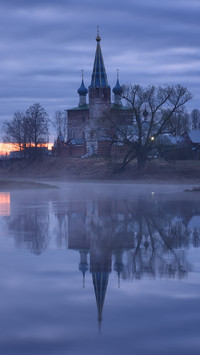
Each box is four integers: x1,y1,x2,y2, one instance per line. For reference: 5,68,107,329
90,235,112,329
68,199,134,326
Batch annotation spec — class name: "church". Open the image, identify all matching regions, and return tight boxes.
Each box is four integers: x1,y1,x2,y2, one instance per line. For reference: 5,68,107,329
52,31,132,157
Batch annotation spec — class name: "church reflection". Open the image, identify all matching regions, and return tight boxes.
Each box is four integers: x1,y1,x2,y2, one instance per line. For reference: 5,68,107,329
67,200,134,327
3,193,200,325
66,197,200,325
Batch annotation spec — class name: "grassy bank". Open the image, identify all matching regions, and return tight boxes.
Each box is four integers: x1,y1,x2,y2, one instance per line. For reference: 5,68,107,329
0,156,200,183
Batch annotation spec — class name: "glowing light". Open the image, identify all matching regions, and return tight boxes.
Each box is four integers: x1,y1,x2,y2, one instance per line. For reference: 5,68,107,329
0,143,54,156
0,192,10,216
0,143,19,155
151,136,155,141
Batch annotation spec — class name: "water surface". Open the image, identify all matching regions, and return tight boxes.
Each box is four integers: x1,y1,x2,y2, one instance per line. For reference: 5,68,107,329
0,183,200,355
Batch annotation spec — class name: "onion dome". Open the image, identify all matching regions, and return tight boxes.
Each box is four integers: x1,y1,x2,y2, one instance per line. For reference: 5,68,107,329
112,78,123,95
77,79,88,96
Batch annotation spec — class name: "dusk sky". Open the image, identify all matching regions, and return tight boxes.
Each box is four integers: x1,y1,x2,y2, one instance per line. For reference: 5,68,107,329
1,0,200,138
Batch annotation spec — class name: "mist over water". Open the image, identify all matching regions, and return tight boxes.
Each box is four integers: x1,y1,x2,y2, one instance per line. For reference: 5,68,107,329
0,183,200,355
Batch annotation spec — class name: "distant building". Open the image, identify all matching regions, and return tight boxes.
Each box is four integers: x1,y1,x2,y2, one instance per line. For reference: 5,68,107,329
184,130,200,159
52,31,132,157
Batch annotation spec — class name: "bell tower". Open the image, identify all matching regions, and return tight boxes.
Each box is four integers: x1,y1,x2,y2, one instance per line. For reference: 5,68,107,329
86,30,111,153
89,29,111,116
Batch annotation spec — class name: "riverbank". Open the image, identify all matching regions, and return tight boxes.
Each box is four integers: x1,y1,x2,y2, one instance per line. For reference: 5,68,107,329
0,156,200,184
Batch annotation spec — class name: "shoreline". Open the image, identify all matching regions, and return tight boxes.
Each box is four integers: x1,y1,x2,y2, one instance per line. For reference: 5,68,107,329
0,157,199,189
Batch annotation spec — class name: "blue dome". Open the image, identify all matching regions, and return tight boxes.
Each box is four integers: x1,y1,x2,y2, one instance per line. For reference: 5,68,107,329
77,79,88,95
112,78,123,95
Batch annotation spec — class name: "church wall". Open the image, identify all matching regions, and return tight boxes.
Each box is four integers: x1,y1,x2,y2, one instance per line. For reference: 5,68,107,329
67,109,89,139
52,143,85,157
52,145,71,157
70,144,85,157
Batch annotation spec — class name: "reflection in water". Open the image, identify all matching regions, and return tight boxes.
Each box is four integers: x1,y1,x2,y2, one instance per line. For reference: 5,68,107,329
7,209,50,255
0,192,10,216
3,193,200,326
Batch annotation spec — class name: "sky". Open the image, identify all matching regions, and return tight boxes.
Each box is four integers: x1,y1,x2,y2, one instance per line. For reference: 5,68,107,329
0,0,200,138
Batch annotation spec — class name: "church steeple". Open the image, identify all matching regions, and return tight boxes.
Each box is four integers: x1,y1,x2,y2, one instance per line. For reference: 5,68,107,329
90,29,109,88
88,28,111,153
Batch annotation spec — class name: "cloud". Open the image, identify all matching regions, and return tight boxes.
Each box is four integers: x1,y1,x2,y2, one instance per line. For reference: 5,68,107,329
0,0,200,133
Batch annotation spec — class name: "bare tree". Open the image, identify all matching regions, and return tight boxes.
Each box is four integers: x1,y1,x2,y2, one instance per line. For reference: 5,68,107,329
3,103,49,158
165,107,190,136
25,103,49,150
52,110,67,140
190,109,200,130
3,112,29,156
99,84,192,170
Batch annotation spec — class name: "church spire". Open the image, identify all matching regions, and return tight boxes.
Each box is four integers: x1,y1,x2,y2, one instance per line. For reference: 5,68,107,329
90,29,109,88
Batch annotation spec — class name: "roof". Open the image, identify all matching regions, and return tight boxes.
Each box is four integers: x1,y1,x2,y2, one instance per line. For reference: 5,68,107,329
160,134,185,145
188,130,200,143
90,36,109,88
67,105,89,111
71,138,84,145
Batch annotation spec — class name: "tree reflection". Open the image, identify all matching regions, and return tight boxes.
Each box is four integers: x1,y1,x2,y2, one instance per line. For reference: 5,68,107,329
120,198,197,280
67,197,200,281
4,193,200,277
7,210,50,255
3,192,200,326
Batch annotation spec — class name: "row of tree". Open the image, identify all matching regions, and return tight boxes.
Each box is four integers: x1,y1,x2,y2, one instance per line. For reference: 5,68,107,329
3,103,67,157
2,84,200,167
3,103,49,156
